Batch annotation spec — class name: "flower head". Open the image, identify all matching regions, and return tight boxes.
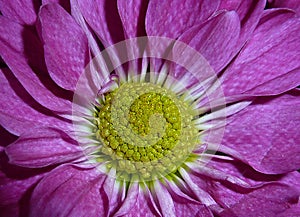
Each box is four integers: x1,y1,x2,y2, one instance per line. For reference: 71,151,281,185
0,0,299,217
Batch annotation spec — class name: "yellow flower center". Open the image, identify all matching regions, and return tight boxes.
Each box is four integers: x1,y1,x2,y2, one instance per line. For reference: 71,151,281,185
93,82,198,181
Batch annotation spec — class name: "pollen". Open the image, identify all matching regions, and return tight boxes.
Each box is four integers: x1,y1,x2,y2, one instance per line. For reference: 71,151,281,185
93,82,199,181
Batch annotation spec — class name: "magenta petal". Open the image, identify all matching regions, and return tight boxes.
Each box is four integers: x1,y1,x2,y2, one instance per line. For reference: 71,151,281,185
0,0,38,25
174,201,213,217
276,202,300,217
0,170,46,217
222,9,300,96
221,90,300,174
0,170,44,206
166,182,214,217
42,0,71,12
122,186,160,216
117,0,148,38
178,11,240,73
30,165,107,217
0,17,72,113
5,128,83,168
76,0,125,46
220,183,299,217
153,182,176,216
245,66,300,96
0,68,72,136
154,180,213,216
270,0,300,15
39,3,89,91
0,125,18,147
113,183,139,216
146,0,219,38
219,0,266,50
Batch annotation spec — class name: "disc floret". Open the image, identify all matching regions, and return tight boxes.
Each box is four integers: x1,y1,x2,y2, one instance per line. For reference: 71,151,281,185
93,83,198,181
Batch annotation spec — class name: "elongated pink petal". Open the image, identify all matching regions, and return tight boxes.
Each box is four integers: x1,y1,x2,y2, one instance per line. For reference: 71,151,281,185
173,198,214,217
76,0,125,46
0,170,45,207
200,157,300,189
42,0,71,12
0,156,49,217
221,9,300,96
179,168,218,207
146,0,219,38
121,185,160,217
0,17,72,113
0,0,38,25
30,165,108,217
177,11,240,74
0,68,72,136
5,128,83,168
117,0,148,38
276,202,300,217
0,125,17,147
220,183,299,217
153,181,176,216
219,0,266,50
113,183,139,216
245,66,300,96
189,159,300,214
221,90,300,174
270,0,300,15
279,172,300,192
164,180,214,217
39,3,90,91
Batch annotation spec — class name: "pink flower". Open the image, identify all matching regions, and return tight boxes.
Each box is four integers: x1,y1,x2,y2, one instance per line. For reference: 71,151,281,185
0,0,299,217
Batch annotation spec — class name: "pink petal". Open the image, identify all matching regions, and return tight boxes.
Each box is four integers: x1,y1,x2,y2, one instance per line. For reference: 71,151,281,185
0,0,38,25
220,183,299,217
0,68,72,136
165,180,214,217
177,11,240,74
219,0,266,51
39,3,90,91
154,179,214,216
244,66,300,96
122,185,161,216
42,0,71,12
201,157,300,188
221,90,300,174
146,0,220,38
0,158,49,217
0,170,45,206
0,17,72,113
30,165,108,217
279,171,300,192
173,199,214,217
117,0,148,38
113,182,139,216
276,202,300,217
153,181,176,216
5,128,83,168
0,125,18,147
221,9,300,96
76,0,125,46
189,159,300,214
0,205,18,217
270,0,300,15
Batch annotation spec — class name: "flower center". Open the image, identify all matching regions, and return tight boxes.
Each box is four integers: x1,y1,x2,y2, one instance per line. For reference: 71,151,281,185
93,82,198,181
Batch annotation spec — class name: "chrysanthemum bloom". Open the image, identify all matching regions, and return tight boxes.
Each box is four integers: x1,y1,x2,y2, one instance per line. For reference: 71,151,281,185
0,0,300,217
